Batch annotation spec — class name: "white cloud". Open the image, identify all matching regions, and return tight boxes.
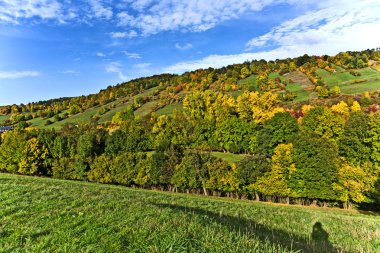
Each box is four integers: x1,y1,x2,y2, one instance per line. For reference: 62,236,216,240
117,12,135,26
165,0,380,73
175,43,193,50
110,30,138,39
96,52,106,57
116,0,279,35
0,70,40,79
122,51,142,59
134,63,151,69
88,0,113,20
134,62,152,74
246,0,380,51
0,0,65,24
105,61,127,80
60,70,79,75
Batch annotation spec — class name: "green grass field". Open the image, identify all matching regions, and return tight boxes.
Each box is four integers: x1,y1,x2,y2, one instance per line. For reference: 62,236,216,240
317,68,380,88
211,152,247,165
238,74,258,90
0,115,10,125
134,100,159,118
155,102,184,116
0,173,379,252
286,83,311,102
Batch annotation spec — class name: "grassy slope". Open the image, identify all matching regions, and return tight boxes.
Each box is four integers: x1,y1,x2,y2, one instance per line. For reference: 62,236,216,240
0,173,379,252
211,152,247,165
0,115,10,125
155,102,183,116
286,83,310,102
317,67,380,94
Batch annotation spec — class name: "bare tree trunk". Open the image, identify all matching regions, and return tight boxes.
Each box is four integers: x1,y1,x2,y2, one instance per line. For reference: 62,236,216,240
203,187,208,196
286,197,290,205
255,192,260,201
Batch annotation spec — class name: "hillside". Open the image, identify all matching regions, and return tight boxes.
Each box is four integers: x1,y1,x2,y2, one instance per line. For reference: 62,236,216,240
1,49,380,129
1,49,380,212
0,173,379,252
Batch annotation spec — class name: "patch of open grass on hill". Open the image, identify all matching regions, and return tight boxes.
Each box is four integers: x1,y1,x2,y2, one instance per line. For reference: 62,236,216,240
317,67,380,88
286,83,311,102
238,74,258,90
0,114,10,125
155,102,183,116
41,106,102,129
134,100,159,118
211,152,247,165
339,79,380,94
228,90,243,99
0,173,379,252
28,117,47,127
98,101,131,123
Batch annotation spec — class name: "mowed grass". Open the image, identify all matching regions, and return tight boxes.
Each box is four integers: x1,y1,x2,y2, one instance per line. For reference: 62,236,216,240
316,67,380,95
286,83,311,102
134,100,159,118
317,68,380,87
211,152,247,165
0,173,379,252
155,102,183,116
339,79,380,94
238,74,258,90
0,115,11,125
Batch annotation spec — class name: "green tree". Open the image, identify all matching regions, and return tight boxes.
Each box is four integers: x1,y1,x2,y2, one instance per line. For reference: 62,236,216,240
339,112,371,165
258,112,298,154
236,154,271,200
292,134,339,201
88,154,113,183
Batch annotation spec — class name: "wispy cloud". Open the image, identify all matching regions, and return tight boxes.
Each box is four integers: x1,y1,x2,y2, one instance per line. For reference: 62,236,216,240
134,62,152,74
165,0,380,73
116,0,279,35
245,0,380,52
0,70,40,79
0,0,70,24
122,51,142,59
60,70,79,75
88,0,113,20
96,52,106,57
110,30,138,39
105,61,127,80
134,63,151,69
175,43,193,50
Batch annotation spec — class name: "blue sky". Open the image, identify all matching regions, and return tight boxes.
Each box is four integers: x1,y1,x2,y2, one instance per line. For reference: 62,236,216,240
0,0,380,105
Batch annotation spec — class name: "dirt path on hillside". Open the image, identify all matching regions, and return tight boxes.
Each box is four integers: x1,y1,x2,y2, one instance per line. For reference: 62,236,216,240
285,71,314,90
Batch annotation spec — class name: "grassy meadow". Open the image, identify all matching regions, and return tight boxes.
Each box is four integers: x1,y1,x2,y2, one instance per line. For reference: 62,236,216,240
316,67,380,94
0,173,379,252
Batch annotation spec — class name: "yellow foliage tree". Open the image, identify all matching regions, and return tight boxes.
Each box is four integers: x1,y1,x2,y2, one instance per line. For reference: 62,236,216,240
237,91,284,124
255,144,297,202
333,163,379,208
331,101,349,116
351,101,361,112
18,138,48,175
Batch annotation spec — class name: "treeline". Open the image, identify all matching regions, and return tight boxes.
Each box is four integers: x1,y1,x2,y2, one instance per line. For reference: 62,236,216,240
2,49,380,126
1,90,380,210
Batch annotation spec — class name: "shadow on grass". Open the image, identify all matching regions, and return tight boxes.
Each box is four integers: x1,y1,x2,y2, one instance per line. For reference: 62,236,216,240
152,202,337,253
